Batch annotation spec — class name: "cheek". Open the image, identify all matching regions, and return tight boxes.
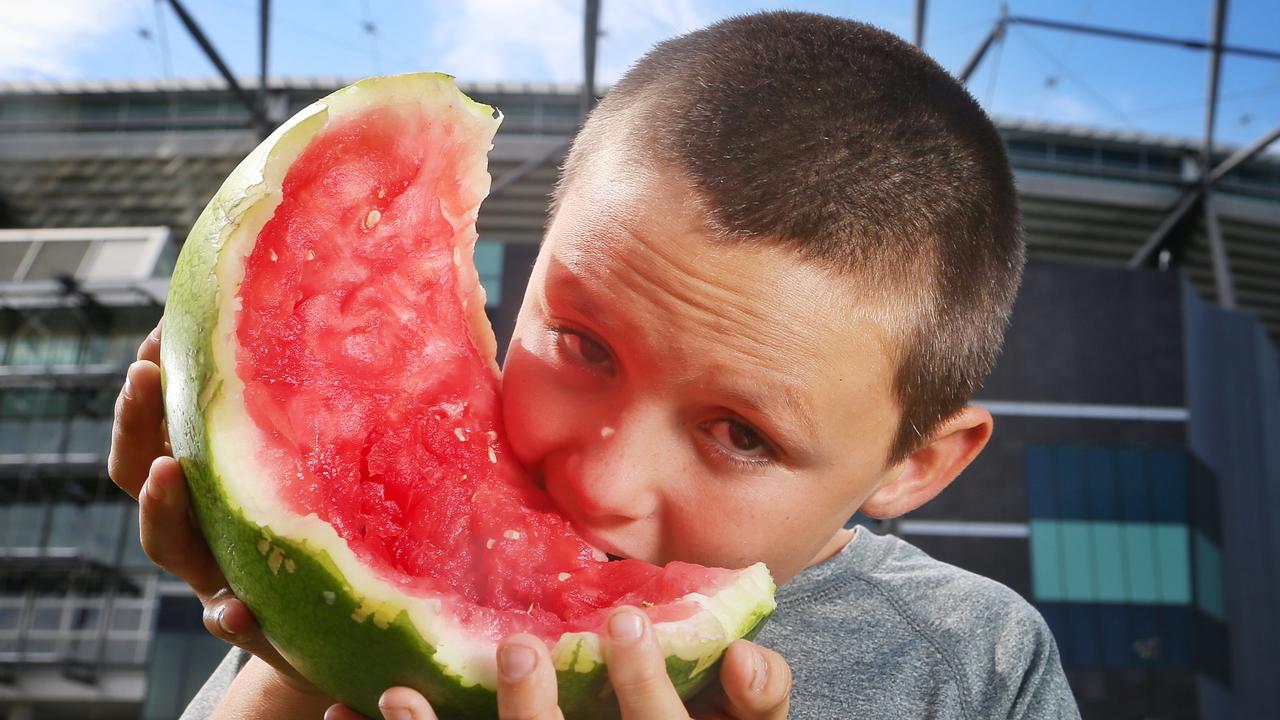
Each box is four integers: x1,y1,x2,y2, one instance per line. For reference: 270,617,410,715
500,337,595,471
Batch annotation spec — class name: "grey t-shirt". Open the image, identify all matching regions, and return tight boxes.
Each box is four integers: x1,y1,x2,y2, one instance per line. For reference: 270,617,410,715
182,528,1079,718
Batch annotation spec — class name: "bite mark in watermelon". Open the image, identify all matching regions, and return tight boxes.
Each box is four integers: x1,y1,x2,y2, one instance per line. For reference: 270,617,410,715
161,74,775,718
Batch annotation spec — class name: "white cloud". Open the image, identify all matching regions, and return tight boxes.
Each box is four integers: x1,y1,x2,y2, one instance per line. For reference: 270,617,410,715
427,0,706,86
0,0,130,79
1044,93,1099,124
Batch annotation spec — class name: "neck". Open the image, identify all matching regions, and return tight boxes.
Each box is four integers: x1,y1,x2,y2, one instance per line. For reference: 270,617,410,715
806,527,855,569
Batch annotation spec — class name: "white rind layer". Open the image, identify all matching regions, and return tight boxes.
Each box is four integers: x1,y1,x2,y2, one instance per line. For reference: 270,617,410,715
198,73,776,690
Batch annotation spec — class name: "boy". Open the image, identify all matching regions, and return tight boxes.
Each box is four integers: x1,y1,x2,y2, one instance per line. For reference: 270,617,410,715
109,11,1080,719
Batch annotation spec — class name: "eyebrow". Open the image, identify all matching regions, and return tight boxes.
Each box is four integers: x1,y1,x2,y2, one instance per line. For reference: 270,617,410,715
712,377,820,453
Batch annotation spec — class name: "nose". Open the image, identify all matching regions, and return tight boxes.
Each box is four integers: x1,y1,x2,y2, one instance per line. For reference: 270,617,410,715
560,402,673,524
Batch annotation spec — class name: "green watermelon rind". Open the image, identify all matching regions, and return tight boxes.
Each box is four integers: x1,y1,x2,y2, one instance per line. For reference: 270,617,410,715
161,73,775,719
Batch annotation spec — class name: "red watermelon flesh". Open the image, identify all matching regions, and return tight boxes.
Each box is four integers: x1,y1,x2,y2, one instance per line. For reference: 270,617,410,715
234,102,730,645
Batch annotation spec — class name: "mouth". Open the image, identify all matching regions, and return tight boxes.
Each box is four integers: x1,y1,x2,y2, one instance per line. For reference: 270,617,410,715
605,553,626,562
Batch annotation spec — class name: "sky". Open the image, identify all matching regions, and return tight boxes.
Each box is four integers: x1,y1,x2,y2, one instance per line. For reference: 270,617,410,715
1,0,1278,148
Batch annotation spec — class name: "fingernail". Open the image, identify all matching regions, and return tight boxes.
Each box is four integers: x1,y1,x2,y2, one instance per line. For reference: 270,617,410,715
750,649,768,692
122,367,136,399
378,707,412,720
145,473,166,503
608,609,644,642
498,644,536,682
214,604,233,635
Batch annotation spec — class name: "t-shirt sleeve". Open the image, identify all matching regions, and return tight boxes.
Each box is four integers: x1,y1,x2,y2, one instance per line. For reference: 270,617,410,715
1001,610,1081,719
179,647,252,720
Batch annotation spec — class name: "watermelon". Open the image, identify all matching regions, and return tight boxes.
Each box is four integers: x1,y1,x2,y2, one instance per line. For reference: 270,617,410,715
160,73,775,718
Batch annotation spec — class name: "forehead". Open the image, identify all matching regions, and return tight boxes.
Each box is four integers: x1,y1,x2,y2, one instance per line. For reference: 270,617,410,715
541,166,902,461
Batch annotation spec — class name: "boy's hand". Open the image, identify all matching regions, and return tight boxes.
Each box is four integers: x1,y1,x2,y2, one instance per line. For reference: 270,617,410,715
325,608,792,720
108,321,324,697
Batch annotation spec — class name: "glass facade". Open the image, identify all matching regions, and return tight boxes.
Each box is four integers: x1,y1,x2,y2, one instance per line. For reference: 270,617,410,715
1024,445,1228,678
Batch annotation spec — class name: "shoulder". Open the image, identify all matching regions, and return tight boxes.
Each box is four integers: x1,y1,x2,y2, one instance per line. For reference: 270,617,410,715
774,531,1078,719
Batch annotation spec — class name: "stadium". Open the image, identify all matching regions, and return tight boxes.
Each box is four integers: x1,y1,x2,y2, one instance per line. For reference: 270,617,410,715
1,2,1278,719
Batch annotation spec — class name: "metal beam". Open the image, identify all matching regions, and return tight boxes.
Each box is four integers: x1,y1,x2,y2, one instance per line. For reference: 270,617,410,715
1127,185,1203,268
1207,121,1280,185
958,15,1006,84
581,0,601,118
165,0,270,134
1201,0,1227,174
489,139,572,198
259,0,271,138
1006,15,1280,62
914,0,927,48
1203,192,1237,308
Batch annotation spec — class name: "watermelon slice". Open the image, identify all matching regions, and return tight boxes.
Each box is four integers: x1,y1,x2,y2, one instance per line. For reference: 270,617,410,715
160,74,775,718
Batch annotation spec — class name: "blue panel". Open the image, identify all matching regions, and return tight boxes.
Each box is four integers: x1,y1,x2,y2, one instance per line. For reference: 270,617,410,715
1123,523,1161,603
1066,603,1101,667
1029,519,1064,601
1157,606,1194,670
1083,448,1120,521
1154,524,1191,604
1129,605,1161,667
1037,603,1072,667
1091,522,1127,602
1056,447,1088,518
1060,521,1096,602
1116,449,1151,522
1025,446,1057,519
474,241,505,307
1096,604,1130,669
1194,532,1227,622
1150,450,1189,522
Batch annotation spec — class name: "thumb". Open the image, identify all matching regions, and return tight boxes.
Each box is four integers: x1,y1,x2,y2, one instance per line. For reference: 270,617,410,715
710,640,791,720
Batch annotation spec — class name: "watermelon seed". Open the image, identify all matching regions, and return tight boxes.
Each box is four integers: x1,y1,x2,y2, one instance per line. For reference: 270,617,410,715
322,591,336,605
486,430,498,441
453,427,468,441
377,187,387,199
600,426,615,438
269,249,278,262
486,538,495,549
305,249,315,261
503,530,521,540
557,572,571,582
284,558,297,574
256,538,270,556
642,601,654,608
363,209,382,229
452,247,462,267
488,447,497,464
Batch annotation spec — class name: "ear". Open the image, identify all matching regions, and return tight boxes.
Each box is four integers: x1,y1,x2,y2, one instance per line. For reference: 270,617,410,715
860,406,993,519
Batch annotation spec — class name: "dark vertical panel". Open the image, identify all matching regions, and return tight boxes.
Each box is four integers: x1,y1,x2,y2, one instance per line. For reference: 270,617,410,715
1117,449,1151,522
493,241,539,360
1184,279,1280,717
1056,447,1088,518
1084,447,1120,521
1026,445,1056,518
1066,603,1101,667
1151,450,1189,523
1096,604,1130,669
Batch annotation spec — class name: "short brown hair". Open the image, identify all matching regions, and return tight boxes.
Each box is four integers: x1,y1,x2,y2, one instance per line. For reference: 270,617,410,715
554,11,1023,464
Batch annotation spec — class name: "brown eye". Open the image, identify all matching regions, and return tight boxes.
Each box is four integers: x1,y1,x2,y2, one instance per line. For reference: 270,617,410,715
708,419,769,457
558,330,613,369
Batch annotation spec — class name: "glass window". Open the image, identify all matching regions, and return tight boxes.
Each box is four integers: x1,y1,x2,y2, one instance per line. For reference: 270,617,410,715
0,502,47,547
1055,448,1087,518
1100,149,1142,169
1091,522,1126,602
1028,519,1063,600
1005,139,1048,160
475,241,505,307
1060,521,1095,602
78,98,122,124
7,310,84,366
1083,448,1120,521
1116,449,1150,521
1122,523,1161,603
1149,451,1188,523
1195,532,1226,622
0,241,33,280
1154,524,1191,604
23,240,92,281
1052,144,1096,164
1024,446,1055,519
49,502,89,552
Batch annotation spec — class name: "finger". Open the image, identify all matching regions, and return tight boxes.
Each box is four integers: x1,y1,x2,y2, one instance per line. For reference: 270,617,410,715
202,590,316,692
712,641,791,720
138,318,162,363
138,456,227,599
323,705,368,720
496,633,563,720
603,608,688,720
108,360,167,499
379,686,440,720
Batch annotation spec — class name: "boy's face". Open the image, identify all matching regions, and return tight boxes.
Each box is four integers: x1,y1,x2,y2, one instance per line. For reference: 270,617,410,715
501,160,904,584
